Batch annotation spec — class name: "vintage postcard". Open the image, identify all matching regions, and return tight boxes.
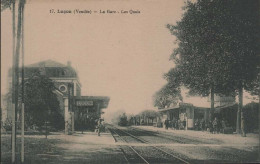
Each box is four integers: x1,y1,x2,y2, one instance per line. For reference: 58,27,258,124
1,0,259,163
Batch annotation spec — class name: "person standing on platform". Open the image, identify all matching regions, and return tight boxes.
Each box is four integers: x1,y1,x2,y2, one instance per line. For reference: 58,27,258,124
175,119,179,130
221,119,226,133
97,118,103,136
183,119,186,130
164,119,169,130
200,119,205,131
212,117,219,134
195,119,199,131
177,119,181,130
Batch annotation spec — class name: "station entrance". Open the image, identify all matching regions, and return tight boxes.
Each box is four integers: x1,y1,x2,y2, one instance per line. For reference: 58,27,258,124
72,96,110,132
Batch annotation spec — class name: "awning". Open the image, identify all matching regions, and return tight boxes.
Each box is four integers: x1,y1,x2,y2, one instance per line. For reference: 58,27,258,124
214,102,237,113
158,105,179,113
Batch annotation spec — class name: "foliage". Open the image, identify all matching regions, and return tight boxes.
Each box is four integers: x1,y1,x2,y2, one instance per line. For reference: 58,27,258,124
138,110,160,119
167,0,260,97
23,73,64,130
1,0,12,12
4,73,64,130
153,69,183,109
244,72,260,97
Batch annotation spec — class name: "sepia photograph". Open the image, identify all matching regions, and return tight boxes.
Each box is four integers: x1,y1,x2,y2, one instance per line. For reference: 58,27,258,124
1,0,260,163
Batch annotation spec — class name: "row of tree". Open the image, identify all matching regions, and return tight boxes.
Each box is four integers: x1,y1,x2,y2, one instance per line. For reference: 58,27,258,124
115,110,160,126
154,0,260,136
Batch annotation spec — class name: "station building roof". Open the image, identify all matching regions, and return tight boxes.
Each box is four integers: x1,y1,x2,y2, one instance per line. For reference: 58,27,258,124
158,102,197,113
8,59,78,78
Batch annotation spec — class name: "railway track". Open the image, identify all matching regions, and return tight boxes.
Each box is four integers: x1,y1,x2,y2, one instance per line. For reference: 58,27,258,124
129,126,215,145
107,124,190,164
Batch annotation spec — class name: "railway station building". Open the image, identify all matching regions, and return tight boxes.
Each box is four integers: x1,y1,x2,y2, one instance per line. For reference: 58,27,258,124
5,60,110,134
158,94,236,130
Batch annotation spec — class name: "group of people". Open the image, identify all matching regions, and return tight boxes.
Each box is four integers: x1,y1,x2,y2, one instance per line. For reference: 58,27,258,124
164,119,187,130
197,117,229,133
194,118,206,131
164,117,229,134
211,117,229,134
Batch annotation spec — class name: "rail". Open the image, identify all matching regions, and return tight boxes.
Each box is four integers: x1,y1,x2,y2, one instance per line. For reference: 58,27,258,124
107,124,190,164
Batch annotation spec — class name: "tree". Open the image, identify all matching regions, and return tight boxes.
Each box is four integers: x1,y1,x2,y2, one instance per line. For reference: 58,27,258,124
1,0,12,12
167,0,236,121
139,110,160,125
219,0,259,136
167,0,260,136
244,70,260,107
23,73,64,130
4,73,64,130
153,69,183,109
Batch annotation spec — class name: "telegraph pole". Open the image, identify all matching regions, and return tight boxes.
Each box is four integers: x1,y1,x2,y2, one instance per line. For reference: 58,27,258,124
11,0,25,163
0,108,2,164
257,0,260,156
21,1,25,162
11,0,16,163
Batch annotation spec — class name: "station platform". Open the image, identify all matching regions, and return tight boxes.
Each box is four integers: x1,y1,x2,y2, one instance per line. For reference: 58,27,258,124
48,131,117,145
32,131,125,164
133,126,259,148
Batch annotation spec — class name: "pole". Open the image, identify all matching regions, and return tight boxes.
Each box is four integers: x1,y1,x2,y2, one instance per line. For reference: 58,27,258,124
240,88,246,137
210,86,214,122
257,71,260,159
11,104,15,163
14,1,23,162
237,86,243,134
21,1,25,162
45,121,47,139
11,0,16,163
0,107,2,164
21,104,24,162
258,88,260,159
12,0,25,162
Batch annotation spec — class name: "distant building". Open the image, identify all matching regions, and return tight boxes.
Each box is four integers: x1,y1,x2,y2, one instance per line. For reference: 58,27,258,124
5,60,110,134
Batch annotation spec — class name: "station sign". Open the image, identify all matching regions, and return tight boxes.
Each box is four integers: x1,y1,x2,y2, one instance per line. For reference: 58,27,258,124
76,100,94,106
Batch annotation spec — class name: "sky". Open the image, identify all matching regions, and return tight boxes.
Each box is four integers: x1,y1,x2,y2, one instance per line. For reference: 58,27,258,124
1,0,257,120
1,0,185,117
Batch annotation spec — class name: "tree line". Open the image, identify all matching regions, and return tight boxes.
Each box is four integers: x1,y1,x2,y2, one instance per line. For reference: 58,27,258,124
115,110,160,126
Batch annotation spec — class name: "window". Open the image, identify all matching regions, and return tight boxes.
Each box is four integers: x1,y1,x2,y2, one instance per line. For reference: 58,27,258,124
59,85,67,92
